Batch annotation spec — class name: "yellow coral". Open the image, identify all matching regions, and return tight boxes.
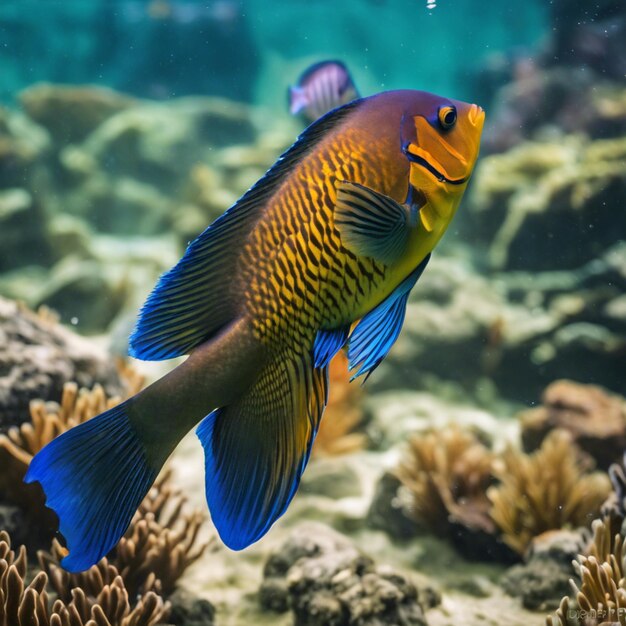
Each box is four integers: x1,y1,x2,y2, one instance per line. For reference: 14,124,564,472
312,351,366,457
0,530,169,626
489,429,611,555
397,425,495,533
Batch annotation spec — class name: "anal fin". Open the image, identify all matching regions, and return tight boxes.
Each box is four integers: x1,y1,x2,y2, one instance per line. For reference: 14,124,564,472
196,351,328,550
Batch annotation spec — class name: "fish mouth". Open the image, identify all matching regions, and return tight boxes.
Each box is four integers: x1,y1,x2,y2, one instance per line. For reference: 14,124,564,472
403,147,468,186
468,104,485,128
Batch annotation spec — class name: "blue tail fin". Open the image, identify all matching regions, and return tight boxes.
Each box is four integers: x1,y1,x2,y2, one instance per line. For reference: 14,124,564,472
24,401,158,573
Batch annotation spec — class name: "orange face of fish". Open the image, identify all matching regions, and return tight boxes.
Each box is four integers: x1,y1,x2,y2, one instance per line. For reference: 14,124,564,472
400,95,485,230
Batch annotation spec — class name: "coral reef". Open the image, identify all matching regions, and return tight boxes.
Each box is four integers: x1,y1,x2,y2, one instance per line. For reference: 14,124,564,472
0,88,297,334
37,469,210,602
0,530,169,626
374,246,626,403
259,522,427,626
488,430,610,556
19,84,136,146
312,351,367,457
546,515,626,626
397,425,494,534
546,453,626,625
0,298,129,430
0,372,211,624
0,373,143,517
396,424,517,561
0,368,210,593
466,135,626,271
501,530,584,611
520,379,626,470
482,67,626,154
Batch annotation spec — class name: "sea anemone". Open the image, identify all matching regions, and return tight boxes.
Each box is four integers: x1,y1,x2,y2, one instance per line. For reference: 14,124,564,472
489,429,610,556
546,515,626,626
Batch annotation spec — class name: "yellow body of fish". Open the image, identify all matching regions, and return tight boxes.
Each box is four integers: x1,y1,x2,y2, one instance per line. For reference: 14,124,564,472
26,89,484,572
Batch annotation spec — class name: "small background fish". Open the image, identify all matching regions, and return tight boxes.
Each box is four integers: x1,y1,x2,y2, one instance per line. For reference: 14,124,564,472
288,60,360,122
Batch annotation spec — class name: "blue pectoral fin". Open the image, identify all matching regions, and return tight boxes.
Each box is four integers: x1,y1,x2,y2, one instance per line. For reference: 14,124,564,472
334,180,411,265
24,401,158,572
197,353,327,550
313,326,350,368
348,253,431,381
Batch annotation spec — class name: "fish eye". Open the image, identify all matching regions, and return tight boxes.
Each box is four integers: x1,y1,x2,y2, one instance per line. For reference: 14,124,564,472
438,105,457,130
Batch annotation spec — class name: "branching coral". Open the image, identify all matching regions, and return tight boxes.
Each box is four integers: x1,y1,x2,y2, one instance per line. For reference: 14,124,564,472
489,429,611,556
396,425,495,535
0,373,210,600
0,530,168,626
36,469,211,601
112,469,209,597
312,351,367,457
0,365,143,518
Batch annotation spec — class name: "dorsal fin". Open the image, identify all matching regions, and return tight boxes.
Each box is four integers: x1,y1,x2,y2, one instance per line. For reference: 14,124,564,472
129,99,364,361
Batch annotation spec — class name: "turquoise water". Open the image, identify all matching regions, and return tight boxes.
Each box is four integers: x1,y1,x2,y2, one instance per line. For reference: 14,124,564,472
0,0,546,105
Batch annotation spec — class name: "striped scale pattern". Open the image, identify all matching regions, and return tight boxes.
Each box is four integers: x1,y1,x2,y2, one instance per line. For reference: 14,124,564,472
240,125,401,357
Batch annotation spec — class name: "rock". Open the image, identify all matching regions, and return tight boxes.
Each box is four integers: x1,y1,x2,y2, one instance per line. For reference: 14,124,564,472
366,471,419,541
370,248,626,403
260,522,427,626
20,84,136,147
33,257,128,333
0,106,50,188
501,529,584,611
0,503,30,548
167,589,216,626
519,380,626,470
502,559,572,612
481,67,626,154
82,98,256,193
300,457,363,500
465,135,626,271
0,296,124,431
259,577,290,613
0,188,53,271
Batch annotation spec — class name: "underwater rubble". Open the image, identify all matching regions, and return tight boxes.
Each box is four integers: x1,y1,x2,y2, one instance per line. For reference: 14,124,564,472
260,522,429,626
0,84,297,336
520,379,626,470
0,297,125,431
